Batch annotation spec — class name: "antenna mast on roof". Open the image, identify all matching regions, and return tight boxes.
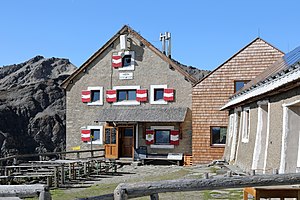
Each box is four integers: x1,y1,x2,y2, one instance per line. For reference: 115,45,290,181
160,32,171,58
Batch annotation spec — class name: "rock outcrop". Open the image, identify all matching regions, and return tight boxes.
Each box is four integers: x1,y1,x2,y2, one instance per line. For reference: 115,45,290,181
0,56,76,157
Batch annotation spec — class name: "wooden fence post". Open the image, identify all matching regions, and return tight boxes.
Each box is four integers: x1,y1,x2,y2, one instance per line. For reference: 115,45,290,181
114,184,128,200
150,193,159,200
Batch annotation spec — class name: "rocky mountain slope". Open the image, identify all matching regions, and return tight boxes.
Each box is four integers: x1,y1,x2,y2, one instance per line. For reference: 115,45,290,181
0,56,76,157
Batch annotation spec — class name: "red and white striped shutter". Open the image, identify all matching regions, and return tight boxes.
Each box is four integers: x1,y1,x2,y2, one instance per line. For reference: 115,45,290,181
81,90,91,103
81,129,91,142
163,88,174,101
170,130,179,145
112,55,122,68
145,130,154,145
136,89,148,102
106,90,117,102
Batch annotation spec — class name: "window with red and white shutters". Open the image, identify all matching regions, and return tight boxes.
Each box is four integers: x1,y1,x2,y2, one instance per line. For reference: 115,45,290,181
136,89,148,102
81,90,91,103
81,129,91,142
145,130,154,145
106,90,117,102
112,55,122,68
163,88,174,101
170,130,180,145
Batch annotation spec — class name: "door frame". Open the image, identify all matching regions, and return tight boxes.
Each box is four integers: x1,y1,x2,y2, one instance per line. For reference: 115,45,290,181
104,124,135,159
118,125,135,159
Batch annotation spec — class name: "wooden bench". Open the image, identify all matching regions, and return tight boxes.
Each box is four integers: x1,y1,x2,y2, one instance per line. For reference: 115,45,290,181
141,153,183,166
244,186,300,200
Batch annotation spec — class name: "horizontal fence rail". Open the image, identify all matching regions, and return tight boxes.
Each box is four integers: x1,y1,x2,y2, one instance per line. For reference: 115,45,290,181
0,148,105,164
0,184,51,200
113,173,300,199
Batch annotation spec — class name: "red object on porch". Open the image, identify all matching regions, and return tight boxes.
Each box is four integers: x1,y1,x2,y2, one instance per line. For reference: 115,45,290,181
146,130,154,145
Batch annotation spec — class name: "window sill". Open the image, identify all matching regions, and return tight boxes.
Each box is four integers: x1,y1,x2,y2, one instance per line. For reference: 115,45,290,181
150,100,167,105
211,144,225,148
87,102,103,106
87,140,102,145
242,139,249,143
150,144,174,149
113,101,140,106
118,67,135,71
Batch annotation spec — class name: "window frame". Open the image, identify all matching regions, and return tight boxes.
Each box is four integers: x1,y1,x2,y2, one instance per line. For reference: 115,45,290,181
210,126,227,147
87,86,103,106
86,126,103,144
241,107,250,143
234,80,250,93
113,85,140,105
149,126,175,149
118,51,135,71
117,89,137,102
150,85,168,105
154,129,171,145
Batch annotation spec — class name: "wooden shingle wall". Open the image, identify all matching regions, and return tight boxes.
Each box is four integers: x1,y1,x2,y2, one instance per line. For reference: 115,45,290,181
192,38,284,164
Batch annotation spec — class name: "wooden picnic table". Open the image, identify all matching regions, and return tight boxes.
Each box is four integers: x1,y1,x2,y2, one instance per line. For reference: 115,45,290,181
244,185,300,200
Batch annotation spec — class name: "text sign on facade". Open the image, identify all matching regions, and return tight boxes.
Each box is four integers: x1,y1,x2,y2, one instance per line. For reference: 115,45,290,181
119,72,133,80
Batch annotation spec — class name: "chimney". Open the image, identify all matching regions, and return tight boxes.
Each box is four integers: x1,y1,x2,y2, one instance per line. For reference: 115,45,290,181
160,32,171,58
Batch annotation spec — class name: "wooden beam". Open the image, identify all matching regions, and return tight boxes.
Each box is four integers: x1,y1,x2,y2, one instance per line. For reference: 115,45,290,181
0,184,50,200
114,173,300,199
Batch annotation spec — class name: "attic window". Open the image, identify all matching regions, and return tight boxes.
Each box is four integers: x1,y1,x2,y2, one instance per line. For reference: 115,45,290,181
122,55,132,67
119,51,135,71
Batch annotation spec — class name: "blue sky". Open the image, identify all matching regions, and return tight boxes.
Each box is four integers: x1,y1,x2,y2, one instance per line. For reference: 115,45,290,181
1,0,299,70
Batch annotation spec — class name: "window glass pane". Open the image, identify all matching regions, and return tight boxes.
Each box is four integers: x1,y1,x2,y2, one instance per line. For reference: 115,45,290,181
122,55,132,67
124,128,133,137
118,90,127,101
235,81,249,92
111,128,117,144
91,129,100,141
211,127,227,145
127,90,136,100
154,89,164,101
155,130,170,144
105,128,110,144
92,91,100,102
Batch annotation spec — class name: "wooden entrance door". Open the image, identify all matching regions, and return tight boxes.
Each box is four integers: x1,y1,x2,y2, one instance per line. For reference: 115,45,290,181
120,127,134,158
104,127,118,159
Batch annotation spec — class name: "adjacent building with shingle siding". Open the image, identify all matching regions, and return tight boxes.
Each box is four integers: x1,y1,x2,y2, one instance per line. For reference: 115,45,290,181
192,38,284,164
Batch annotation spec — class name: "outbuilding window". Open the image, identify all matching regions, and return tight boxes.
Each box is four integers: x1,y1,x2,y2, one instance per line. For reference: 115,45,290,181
241,107,250,143
211,126,227,146
234,80,249,92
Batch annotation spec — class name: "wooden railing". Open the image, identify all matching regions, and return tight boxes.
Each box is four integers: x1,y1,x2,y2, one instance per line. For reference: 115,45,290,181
112,173,300,200
0,184,51,200
0,148,105,165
